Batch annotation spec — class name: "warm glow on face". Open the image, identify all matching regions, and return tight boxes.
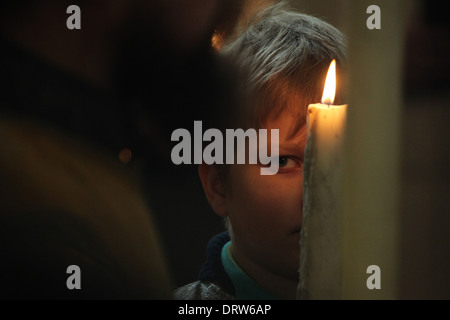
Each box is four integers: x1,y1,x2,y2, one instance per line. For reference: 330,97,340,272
321,59,336,105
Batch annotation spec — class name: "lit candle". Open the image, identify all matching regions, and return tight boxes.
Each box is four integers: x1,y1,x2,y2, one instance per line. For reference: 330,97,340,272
298,60,347,300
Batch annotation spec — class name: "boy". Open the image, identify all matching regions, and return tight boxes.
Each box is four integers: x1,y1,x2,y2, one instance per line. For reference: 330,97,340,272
174,3,346,300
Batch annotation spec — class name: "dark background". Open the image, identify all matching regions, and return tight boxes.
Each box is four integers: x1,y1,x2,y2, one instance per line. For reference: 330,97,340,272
0,0,449,298
400,0,450,299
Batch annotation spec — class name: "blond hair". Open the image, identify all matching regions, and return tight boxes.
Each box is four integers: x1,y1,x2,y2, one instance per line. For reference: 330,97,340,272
221,2,346,133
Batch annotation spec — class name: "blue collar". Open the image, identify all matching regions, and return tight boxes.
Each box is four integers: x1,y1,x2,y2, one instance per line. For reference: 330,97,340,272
221,241,278,300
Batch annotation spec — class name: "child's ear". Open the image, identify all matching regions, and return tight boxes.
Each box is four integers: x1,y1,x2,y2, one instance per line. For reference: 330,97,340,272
198,164,228,218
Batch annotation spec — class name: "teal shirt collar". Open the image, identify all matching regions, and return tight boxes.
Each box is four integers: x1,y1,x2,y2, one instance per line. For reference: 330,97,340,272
221,241,278,300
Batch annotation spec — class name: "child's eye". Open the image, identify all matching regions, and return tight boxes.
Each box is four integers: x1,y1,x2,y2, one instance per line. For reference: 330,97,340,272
278,156,301,169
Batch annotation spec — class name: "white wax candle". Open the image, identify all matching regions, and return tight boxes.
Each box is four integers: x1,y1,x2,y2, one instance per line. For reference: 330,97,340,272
298,60,347,300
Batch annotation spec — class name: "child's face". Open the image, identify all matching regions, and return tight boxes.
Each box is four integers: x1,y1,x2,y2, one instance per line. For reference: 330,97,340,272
226,109,306,282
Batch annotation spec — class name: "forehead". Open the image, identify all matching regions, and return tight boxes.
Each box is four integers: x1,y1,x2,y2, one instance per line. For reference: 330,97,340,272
263,110,307,143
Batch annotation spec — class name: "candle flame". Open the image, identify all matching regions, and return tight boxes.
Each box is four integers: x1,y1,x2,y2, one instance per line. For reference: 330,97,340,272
321,59,336,105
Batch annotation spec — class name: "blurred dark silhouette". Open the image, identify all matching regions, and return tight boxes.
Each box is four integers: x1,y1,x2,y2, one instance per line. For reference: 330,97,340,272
0,0,244,298
400,0,450,299
403,0,450,98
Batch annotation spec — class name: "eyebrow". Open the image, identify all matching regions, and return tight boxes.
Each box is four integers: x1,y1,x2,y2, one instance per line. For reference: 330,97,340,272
285,121,307,139
277,127,307,151
278,141,306,155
